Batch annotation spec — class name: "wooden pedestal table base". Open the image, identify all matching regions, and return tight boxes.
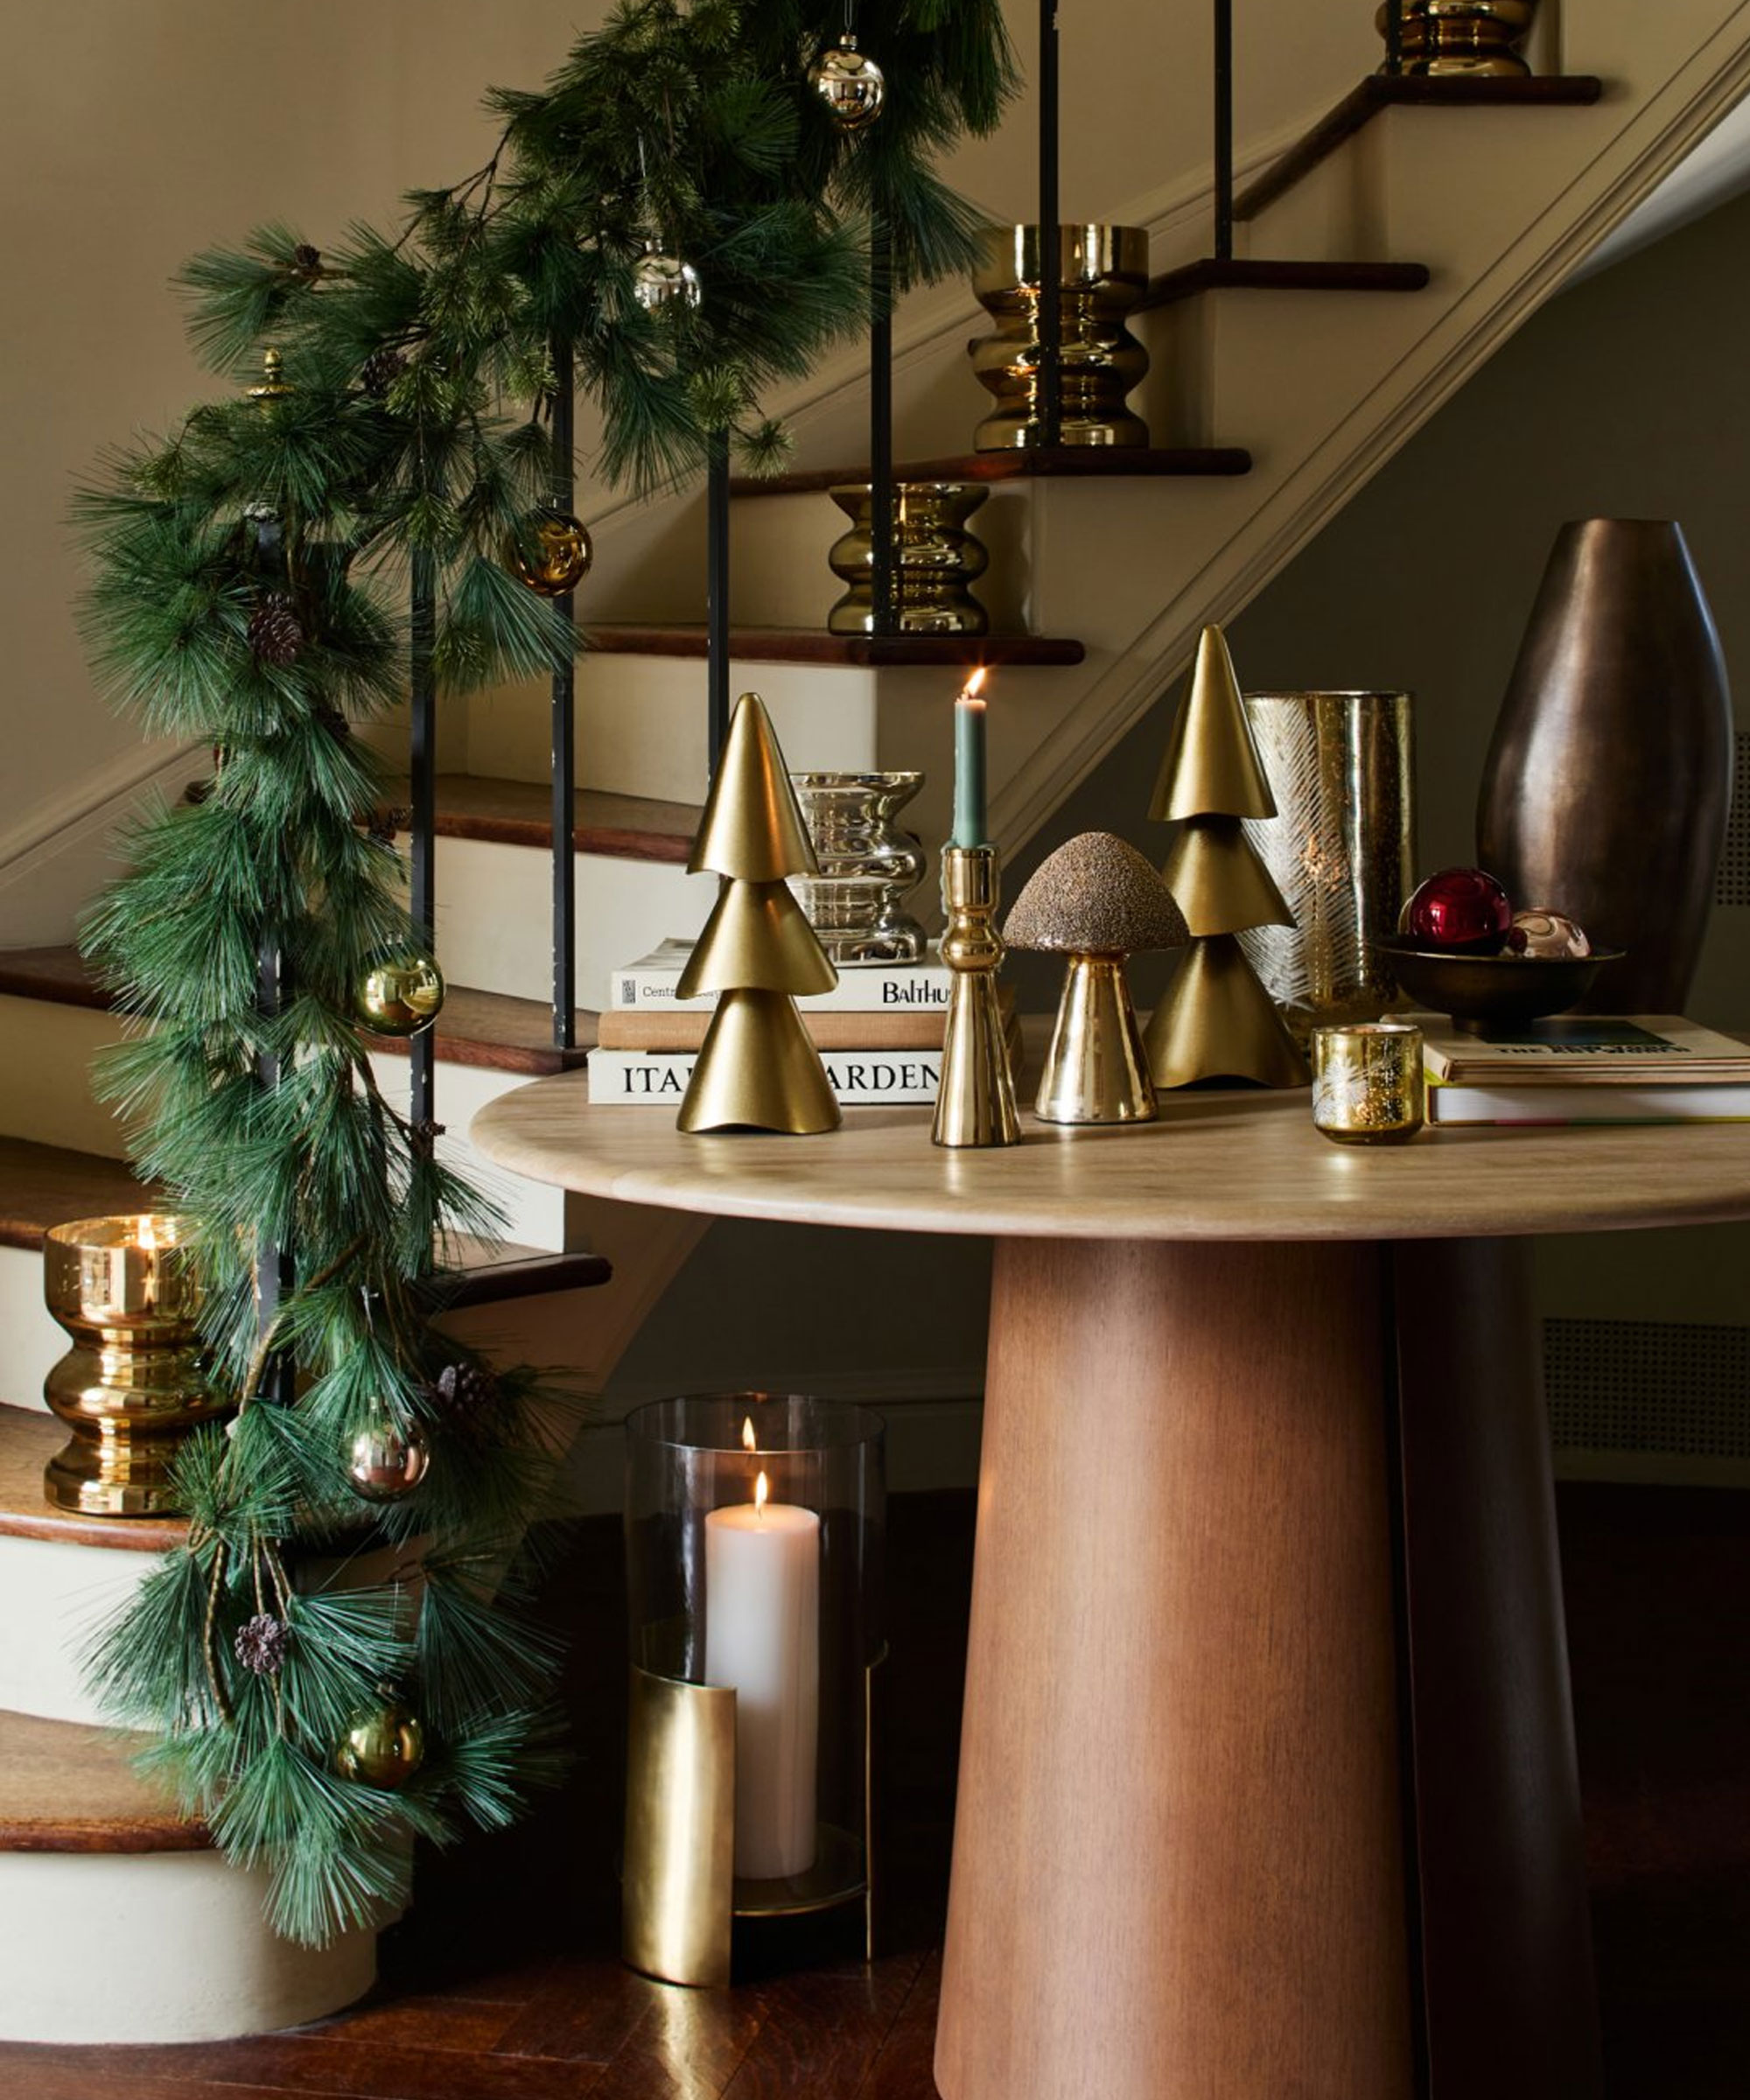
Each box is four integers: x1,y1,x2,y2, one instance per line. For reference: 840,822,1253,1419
937,1237,1413,2100
466,1081,1750,2100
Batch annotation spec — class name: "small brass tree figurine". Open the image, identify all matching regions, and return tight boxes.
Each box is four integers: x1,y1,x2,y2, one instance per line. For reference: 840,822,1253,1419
676,693,843,1133
1144,626,1310,1088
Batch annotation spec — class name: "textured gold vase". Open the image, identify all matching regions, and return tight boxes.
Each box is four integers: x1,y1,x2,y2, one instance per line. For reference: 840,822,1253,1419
1238,692,1416,1046
970,225,1150,452
827,483,990,635
1378,0,1538,75
42,1214,227,1516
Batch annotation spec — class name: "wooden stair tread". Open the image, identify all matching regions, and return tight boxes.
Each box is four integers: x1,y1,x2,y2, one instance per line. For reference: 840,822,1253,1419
0,1136,150,1251
1137,257,1432,311
381,776,700,865
1236,74,1606,222
0,1404,187,1553
584,623,1085,665
0,947,605,1080
437,1240,613,1310
729,447,1252,498
0,1708,210,1853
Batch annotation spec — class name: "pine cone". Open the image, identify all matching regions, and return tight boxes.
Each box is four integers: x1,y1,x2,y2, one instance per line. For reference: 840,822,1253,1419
433,1361,500,1428
248,591,305,668
316,703,352,741
233,1612,289,1676
360,347,407,398
292,243,322,279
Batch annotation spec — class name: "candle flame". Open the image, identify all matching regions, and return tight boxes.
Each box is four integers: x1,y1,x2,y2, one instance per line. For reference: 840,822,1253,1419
136,1218,162,1254
742,1415,757,1453
959,666,987,706
755,1469,769,1519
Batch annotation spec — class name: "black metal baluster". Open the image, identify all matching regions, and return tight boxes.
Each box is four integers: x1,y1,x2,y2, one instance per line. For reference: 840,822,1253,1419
707,426,732,768
870,228,896,634
1038,0,1061,448
550,337,578,1054
1385,0,1405,74
256,938,296,1405
409,550,437,1143
1214,0,1235,262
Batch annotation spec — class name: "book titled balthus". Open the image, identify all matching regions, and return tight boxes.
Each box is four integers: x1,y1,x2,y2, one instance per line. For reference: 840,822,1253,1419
1421,1014,1750,1124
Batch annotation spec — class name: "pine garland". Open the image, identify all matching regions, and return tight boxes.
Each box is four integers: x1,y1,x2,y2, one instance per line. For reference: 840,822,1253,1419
74,0,1011,1948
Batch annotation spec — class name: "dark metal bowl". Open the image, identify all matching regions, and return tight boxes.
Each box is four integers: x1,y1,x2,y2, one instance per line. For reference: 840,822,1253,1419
1368,936,1626,1034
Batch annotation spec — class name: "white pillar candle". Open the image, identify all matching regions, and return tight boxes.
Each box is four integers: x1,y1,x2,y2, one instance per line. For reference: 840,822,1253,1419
704,1471,821,1880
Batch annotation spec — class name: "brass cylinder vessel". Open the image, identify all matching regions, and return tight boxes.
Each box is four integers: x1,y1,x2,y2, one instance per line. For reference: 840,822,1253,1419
826,482,989,636
969,225,1151,452
1377,0,1538,76
42,1214,227,1516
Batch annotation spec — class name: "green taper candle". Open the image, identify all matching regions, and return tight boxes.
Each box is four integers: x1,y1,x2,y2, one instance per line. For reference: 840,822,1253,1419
950,668,989,847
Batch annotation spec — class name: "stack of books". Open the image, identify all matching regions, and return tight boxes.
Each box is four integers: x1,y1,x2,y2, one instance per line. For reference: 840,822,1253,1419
591,939,1015,1106
1421,1014,1750,1124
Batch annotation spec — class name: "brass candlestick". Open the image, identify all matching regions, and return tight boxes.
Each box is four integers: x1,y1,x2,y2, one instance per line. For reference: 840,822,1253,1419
42,1214,227,1516
931,846,1021,1148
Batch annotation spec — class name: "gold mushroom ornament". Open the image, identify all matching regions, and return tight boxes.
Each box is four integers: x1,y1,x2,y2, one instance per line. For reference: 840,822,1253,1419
1004,831,1189,1124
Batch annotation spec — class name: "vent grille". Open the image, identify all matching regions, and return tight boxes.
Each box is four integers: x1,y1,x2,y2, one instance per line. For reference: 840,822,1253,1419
1718,730,1750,906
1544,1317,1750,1458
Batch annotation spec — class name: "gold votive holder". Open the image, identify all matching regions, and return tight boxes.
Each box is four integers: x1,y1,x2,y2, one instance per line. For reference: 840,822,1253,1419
1311,1023,1425,1145
41,1214,226,1516
932,845,1021,1149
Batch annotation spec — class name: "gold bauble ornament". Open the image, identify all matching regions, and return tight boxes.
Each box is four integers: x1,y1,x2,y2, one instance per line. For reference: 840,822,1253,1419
354,951,444,1037
346,1417,430,1502
632,240,703,313
810,35,886,130
335,1697,426,1789
509,508,594,598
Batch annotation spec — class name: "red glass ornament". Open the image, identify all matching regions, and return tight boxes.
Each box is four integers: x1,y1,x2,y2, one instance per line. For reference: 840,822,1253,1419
1400,867,1514,954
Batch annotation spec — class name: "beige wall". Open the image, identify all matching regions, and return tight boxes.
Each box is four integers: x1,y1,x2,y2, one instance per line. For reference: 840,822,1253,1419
0,0,1375,920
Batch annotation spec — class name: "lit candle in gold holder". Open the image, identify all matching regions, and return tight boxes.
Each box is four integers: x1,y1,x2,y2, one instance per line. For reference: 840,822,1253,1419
41,1214,228,1516
1311,1022,1426,1145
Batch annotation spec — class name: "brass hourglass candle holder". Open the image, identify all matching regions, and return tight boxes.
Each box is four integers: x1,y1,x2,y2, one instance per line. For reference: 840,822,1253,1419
41,1214,227,1516
932,846,1021,1149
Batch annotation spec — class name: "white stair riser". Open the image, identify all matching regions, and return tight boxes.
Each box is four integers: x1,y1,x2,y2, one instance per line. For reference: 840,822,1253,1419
366,1054,571,1252
0,1851,375,2042
428,833,701,1008
1,1242,71,1406
0,1531,154,1726
465,656,880,802
0,998,127,1158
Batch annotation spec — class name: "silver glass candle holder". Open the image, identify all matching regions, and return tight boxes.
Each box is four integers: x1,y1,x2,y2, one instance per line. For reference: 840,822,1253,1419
788,772,928,966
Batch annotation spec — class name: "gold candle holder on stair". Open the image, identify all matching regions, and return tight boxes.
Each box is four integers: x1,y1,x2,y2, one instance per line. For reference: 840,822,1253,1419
42,1214,227,1516
969,224,1151,452
827,482,990,636
1377,0,1538,76
932,846,1021,1148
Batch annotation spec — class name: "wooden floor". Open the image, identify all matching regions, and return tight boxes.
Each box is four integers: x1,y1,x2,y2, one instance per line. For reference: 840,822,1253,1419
0,1483,1744,2098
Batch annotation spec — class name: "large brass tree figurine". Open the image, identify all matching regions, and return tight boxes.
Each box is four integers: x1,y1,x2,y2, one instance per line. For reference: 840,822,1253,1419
1144,626,1310,1088
676,692,843,1133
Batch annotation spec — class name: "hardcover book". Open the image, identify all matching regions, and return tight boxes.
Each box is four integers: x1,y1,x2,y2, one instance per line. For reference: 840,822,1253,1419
1419,1014,1750,1087
610,937,952,1013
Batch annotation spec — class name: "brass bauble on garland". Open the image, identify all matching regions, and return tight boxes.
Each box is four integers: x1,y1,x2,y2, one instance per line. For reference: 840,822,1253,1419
632,240,703,312
354,951,444,1037
811,34,886,129
509,507,594,598
335,1697,426,1789
346,1417,430,1502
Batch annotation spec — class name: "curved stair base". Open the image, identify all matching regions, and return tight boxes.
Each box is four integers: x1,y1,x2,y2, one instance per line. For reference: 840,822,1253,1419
0,1850,375,2043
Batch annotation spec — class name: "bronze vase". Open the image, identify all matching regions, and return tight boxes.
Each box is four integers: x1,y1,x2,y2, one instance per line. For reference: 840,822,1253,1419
1376,1,1538,76
826,481,989,635
1477,519,1732,1013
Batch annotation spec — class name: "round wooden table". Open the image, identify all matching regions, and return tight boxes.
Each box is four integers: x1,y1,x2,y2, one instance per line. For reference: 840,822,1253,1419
473,1075,1750,2100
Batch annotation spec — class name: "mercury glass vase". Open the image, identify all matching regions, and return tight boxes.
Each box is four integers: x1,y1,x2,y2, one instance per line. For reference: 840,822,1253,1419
1238,691,1416,1046
826,481,990,636
788,772,928,965
969,224,1150,451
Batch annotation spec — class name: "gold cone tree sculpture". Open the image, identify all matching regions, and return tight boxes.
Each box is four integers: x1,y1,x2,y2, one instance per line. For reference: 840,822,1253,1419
1144,627,1311,1088
676,693,843,1134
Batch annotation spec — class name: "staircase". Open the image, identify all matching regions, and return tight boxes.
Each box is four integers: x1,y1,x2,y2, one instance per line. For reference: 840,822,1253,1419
4,0,1750,2046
